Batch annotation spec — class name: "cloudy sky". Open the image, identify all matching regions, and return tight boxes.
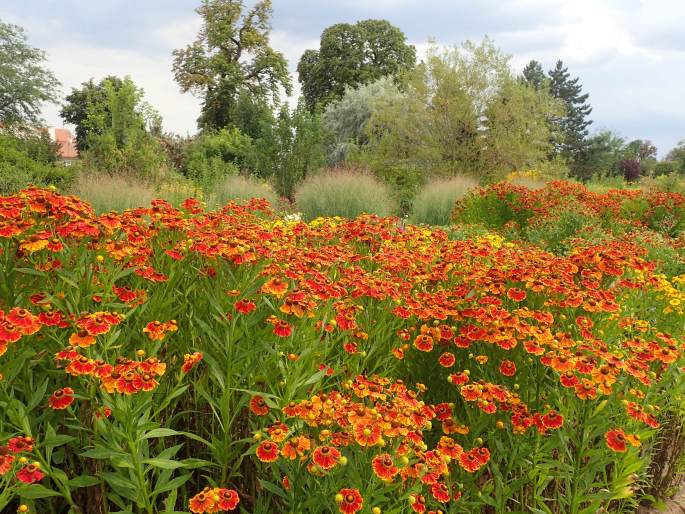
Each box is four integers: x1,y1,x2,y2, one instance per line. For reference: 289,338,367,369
1,0,683,155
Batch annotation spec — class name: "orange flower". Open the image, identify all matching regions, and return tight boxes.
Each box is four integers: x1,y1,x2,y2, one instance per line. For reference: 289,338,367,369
507,287,526,302
431,482,451,503
499,359,517,377
189,488,215,513
261,277,289,296
182,352,203,374
256,441,279,462
541,410,563,430
438,352,456,367
353,421,382,447
605,429,628,452
17,462,44,484
372,453,398,480
273,320,292,337
234,298,256,314
48,387,75,410
336,488,363,514
249,395,270,416
408,494,427,513
414,334,434,352
69,330,96,348
312,445,341,470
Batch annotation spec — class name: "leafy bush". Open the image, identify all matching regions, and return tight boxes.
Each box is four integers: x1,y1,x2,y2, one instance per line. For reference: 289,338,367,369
206,174,280,209
295,166,395,220
0,132,75,194
411,175,478,225
183,128,252,183
71,172,155,213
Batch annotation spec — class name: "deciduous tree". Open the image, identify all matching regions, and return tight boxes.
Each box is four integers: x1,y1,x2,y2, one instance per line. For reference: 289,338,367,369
172,0,291,130
0,21,60,126
298,19,415,111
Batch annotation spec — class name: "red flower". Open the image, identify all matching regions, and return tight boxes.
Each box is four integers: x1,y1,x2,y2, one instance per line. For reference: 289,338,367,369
273,320,292,337
459,448,488,473
256,441,279,462
499,359,517,377
6,308,41,335
413,334,434,352
182,352,203,374
17,462,44,484
8,436,33,453
48,387,75,409
69,330,95,348
431,482,451,503
409,494,427,513
353,421,382,447
234,299,256,314
312,445,341,470
439,352,456,367
605,429,627,452
507,288,527,302
541,410,564,430
216,488,240,510
372,453,398,480
249,395,270,416
336,488,363,514
0,450,14,475
189,488,216,513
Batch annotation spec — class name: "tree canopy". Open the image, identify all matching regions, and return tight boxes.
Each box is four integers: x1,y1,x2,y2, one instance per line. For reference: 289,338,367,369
548,60,593,172
172,0,291,130
0,21,60,126
297,19,416,111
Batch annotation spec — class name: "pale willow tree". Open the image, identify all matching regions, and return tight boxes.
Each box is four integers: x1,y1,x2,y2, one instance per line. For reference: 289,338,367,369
322,76,403,163
357,38,563,186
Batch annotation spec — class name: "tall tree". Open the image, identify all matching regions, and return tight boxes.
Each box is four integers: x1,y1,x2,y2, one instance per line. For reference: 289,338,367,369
548,60,593,172
172,0,291,130
521,60,546,91
60,76,123,151
297,19,416,111
0,21,60,126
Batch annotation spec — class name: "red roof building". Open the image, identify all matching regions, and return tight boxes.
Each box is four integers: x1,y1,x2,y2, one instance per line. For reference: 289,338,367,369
48,127,78,164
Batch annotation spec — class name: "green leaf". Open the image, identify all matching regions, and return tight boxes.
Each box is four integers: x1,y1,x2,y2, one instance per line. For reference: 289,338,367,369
143,458,185,470
154,473,192,495
18,483,62,499
142,428,181,439
43,434,76,449
69,475,101,488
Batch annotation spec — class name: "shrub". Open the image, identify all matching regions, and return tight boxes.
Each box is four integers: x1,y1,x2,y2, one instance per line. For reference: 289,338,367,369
411,175,478,225
183,128,252,183
206,174,280,209
295,166,395,220
0,132,75,194
71,172,155,213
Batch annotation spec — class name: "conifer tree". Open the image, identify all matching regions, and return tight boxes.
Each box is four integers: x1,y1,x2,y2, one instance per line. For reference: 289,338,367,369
548,60,592,172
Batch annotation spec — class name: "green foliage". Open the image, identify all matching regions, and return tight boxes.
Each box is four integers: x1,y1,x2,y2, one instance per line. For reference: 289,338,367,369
410,175,478,226
294,167,395,220
172,0,291,130
666,141,685,174
206,174,279,208
577,130,626,179
78,77,166,179
183,127,252,183
454,187,534,230
0,21,60,126
355,38,561,194
61,76,124,151
251,102,328,199
0,131,74,194
322,77,402,163
298,19,415,110
548,60,593,176
521,59,546,90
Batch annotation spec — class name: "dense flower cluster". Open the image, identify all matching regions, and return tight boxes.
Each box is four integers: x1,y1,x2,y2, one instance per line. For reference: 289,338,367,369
0,186,683,513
